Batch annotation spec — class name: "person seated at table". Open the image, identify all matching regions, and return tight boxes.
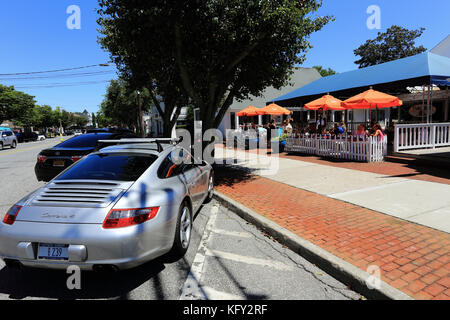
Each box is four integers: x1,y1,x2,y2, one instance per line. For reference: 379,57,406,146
332,123,345,136
353,124,368,140
340,122,347,134
353,124,369,137
286,119,293,136
371,123,385,138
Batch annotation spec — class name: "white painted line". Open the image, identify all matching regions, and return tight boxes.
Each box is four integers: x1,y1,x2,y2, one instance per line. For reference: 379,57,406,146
180,204,219,300
205,248,294,271
211,228,252,238
201,286,245,300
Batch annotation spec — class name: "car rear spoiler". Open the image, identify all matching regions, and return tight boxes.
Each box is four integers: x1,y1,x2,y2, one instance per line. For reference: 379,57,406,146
96,137,183,153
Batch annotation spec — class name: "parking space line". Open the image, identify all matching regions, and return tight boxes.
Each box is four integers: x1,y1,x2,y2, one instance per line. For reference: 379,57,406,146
180,204,219,300
201,286,245,300
211,228,252,238
205,248,294,271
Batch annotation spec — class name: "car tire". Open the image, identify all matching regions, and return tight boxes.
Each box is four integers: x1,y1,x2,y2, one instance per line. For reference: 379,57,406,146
0,142,3,150
204,172,214,204
11,140,17,149
169,201,192,259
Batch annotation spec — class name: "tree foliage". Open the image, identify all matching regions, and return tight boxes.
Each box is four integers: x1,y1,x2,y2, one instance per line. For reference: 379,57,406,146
99,79,152,131
354,25,427,68
97,0,332,134
0,84,36,124
313,66,337,77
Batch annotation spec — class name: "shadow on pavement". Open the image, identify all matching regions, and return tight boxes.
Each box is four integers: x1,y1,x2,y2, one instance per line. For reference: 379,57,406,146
213,164,258,188
0,257,171,300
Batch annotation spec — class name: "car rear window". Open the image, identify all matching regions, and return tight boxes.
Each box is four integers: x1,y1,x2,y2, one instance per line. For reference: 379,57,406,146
56,133,114,148
56,153,157,181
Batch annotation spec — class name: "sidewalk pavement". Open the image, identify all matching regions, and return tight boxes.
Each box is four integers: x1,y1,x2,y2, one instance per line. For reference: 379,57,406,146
213,146,450,300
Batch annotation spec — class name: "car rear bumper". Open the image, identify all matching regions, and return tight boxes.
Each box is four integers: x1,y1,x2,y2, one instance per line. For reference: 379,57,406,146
34,163,68,181
0,212,176,270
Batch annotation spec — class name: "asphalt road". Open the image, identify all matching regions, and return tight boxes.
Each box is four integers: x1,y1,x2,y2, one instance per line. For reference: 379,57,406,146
0,138,361,300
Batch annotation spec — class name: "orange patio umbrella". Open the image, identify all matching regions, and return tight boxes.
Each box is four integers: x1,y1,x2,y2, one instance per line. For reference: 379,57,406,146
258,103,292,115
236,106,261,117
304,94,346,111
341,88,403,110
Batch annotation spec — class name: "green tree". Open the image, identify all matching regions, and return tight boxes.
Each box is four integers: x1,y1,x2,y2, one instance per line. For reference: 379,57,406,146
73,114,89,128
91,112,97,128
354,25,427,68
313,66,337,77
0,84,36,124
100,79,153,131
61,109,75,129
97,0,332,138
95,110,113,128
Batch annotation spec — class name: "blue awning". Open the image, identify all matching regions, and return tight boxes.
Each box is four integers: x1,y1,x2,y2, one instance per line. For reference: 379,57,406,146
273,52,450,104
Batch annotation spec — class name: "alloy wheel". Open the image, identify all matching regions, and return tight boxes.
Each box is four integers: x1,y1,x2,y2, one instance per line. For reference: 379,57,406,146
179,206,191,249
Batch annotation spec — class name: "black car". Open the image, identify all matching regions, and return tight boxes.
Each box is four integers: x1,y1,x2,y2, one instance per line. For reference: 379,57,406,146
16,131,38,143
86,127,134,134
35,132,137,181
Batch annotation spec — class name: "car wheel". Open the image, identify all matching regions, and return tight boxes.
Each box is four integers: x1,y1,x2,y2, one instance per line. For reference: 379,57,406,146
0,142,3,150
204,173,214,204
169,201,192,259
11,140,17,149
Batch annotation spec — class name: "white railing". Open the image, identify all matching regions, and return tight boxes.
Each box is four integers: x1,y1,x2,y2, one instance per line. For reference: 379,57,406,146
286,134,387,163
394,123,450,152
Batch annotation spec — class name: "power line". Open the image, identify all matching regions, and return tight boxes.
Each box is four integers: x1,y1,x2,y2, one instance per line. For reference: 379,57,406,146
0,70,116,81
14,80,112,89
0,63,112,76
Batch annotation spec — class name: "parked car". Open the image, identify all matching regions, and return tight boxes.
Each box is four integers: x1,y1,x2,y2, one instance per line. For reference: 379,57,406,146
0,138,214,271
34,132,137,182
34,132,46,141
63,130,74,136
0,127,18,150
16,131,38,143
87,128,134,134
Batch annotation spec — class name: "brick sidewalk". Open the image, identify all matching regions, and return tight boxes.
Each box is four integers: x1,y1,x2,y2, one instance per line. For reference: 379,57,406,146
215,166,450,300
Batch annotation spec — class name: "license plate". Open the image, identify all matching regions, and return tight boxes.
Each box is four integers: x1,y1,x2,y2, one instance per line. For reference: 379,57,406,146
38,244,69,260
53,160,65,167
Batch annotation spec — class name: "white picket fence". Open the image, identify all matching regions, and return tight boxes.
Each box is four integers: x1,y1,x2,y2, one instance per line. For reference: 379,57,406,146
286,134,387,162
394,123,450,152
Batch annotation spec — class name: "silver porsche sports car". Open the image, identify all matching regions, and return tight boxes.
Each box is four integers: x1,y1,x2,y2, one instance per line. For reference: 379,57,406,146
0,139,214,271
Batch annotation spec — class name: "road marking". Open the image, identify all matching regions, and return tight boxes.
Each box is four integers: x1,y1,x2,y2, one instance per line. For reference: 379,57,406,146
0,141,59,157
180,204,219,300
201,286,245,300
211,228,252,238
205,249,294,271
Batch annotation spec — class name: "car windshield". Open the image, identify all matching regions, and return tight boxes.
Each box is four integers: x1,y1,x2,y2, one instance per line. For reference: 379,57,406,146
56,153,157,181
56,133,114,148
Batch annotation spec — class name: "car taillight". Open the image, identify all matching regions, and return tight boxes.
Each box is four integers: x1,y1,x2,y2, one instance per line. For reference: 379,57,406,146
3,205,22,225
37,155,47,163
102,207,159,229
71,155,83,162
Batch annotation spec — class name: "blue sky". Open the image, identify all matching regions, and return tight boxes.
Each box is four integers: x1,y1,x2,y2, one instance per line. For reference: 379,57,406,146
0,0,448,114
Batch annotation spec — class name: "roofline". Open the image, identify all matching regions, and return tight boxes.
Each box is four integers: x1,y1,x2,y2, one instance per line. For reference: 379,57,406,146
272,52,450,105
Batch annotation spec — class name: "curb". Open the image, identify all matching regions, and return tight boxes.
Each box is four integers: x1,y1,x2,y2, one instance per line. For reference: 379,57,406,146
213,191,414,301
